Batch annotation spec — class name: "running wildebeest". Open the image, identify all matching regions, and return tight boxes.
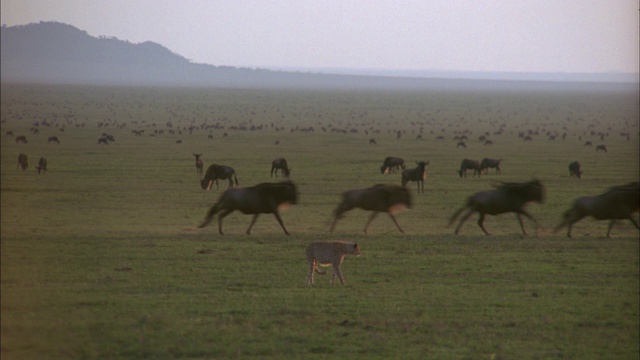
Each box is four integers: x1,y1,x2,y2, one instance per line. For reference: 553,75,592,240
449,179,545,235
330,184,412,234
479,158,502,175
553,182,639,238
401,160,429,193
199,181,298,235
15,135,27,144
48,136,60,144
380,156,405,174
271,158,291,178
200,164,239,190
596,144,607,153
193,153,204,177
458,159,480,178
569,161,582,179
17,153,28,170
36,157,47,174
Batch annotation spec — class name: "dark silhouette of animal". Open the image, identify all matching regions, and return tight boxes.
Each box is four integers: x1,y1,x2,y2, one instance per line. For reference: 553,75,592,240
553,182,639,238
193,153,204,177
369,138,377,145
523,136,533,142
584,141,592,147
36,157,47,174
458,159,480,178
97,137,109,145
380,156,405,174
401,160,429,193
15,135,27,144
484,140,493,146
199,181,298,235
449,179,545,235
596,144,607,153
479,158,502,175
271,158,291,178
6,131,14,137
456,141,467,148
17,153,28,170
330,184,412,234
200,164,239,190
568,161,582,179
306,242,360,286
48,136,60,144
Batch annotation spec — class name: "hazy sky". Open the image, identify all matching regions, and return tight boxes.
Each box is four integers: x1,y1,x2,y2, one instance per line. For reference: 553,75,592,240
2,1,638,74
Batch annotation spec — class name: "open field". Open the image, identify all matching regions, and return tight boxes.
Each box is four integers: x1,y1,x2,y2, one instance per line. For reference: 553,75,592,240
2,83,639,359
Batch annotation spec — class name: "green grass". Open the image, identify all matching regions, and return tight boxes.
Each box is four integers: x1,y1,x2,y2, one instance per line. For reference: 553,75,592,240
1,83,638,359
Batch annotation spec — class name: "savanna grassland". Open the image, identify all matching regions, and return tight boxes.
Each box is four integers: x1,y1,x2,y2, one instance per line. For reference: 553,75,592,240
1,83,638,359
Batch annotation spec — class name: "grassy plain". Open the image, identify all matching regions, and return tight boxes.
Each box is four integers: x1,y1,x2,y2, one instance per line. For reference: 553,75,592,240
1,83,639,359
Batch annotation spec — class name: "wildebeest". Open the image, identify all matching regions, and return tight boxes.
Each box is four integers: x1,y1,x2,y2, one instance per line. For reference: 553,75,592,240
330,184,412,234
17,153,28,170
193,153,204,177
36,157,47,174
401,160,429,193
97,137,109,145
369,138,377,145
271,158,291,178
458,159,480,178
200,164,239,190
456,141,467,148
449,179,545,235
199,181,298,235
48,136,60,144
569,161,582,179
15,135,27,144
479,158,502,175
596,144,607,153
553,182,639,238
380,156,405,174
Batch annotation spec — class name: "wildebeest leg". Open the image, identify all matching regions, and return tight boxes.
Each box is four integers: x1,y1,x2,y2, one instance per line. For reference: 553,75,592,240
363,212,379,234
606,219,616,238
628,216,640,230
227,178,233,189
246,214,260,235
454,209,475,234
516,214,528,236
517,210,539,236
272,211,291,236
330,204,351,232
217,209,235,235
387,213,405,233
477,213,490,235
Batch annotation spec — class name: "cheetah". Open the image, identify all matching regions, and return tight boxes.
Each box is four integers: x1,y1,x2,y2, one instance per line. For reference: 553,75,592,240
306,241,360,286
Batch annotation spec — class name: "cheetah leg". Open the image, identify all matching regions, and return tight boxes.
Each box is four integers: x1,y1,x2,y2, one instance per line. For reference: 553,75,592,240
307,260,316,286
332,264,345,285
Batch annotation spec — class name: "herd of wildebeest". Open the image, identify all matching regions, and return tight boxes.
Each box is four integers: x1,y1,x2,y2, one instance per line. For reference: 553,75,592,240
189,151,638,238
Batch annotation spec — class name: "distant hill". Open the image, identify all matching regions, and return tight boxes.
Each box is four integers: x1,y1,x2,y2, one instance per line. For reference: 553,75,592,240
1,22,637,91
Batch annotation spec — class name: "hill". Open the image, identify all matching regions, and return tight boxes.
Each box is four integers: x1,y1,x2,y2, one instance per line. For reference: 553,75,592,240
1,22,637,91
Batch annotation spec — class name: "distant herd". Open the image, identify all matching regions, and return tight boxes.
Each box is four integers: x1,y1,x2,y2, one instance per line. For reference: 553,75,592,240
193,154,639,239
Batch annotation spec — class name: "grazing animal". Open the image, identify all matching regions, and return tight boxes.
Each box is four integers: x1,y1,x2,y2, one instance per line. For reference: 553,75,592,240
523,136,533,142
568,161,582,179
458,159,480,178
271,158,291,178
97,137,109,145
6,131,14,137
596,144,607,153
200,164,239,190
401,160,429,193
48,136,60,144
36,157,47,174
479,158,502,175
484,140,493,146
584,141,593,147
199,181,298,235
15,135,27,144
369,138,377,145
193,153,204,177
330,184,412,234
456,141,467,148
380,156,405,174
17,153,28,170
306,241,360,286
449,179,545,235
554,182,639,238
